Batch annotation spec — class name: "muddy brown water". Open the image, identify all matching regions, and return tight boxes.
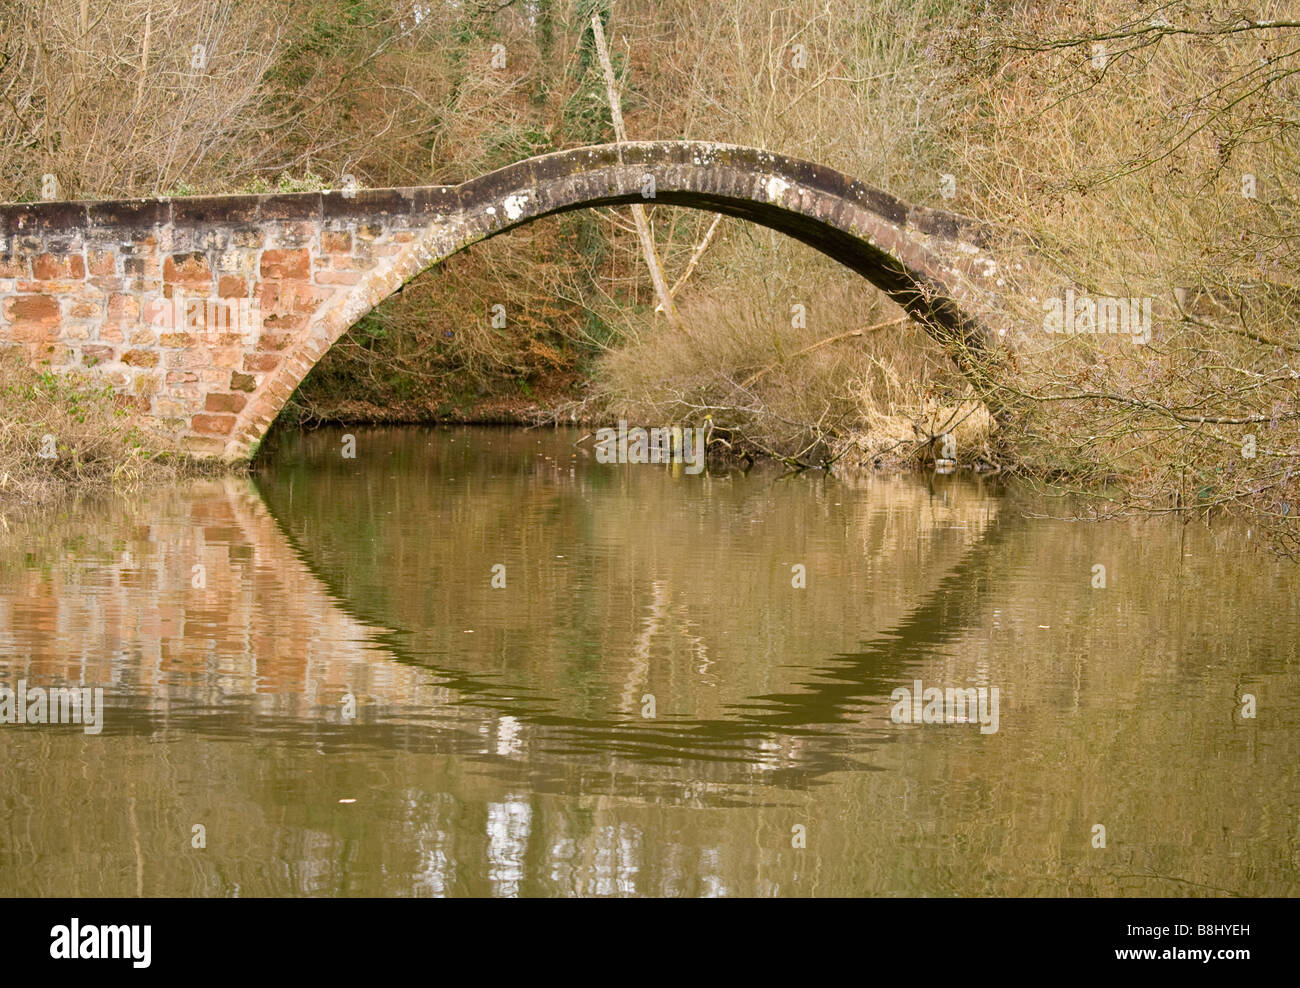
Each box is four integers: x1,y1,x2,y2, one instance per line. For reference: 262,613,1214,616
0,426,1295,896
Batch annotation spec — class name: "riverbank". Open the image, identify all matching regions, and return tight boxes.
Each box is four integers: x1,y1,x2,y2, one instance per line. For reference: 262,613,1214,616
274,378,998,475
0,353,236,509
0,327,986,512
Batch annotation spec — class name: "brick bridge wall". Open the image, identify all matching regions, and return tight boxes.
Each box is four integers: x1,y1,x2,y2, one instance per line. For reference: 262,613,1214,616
0,141,1011,459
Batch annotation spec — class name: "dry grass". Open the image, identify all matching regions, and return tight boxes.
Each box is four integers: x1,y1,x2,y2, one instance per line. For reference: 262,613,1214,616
0,351,225,507
579,248,994,468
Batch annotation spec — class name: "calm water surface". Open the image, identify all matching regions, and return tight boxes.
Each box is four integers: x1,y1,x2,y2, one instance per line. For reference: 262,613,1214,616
1,426,1296,896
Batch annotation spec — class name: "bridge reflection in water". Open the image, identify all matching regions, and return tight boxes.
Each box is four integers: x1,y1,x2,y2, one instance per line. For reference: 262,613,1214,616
0,427,1296,896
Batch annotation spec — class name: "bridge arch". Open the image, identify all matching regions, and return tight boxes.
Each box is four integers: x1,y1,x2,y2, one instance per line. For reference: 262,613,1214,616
0,141,1009,458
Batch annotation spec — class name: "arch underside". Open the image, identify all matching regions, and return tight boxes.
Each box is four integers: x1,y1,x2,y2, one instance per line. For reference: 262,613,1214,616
436,141,998,349
466,187,981,343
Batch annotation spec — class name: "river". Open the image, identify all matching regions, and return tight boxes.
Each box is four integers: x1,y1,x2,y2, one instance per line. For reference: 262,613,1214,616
0,425,1295,896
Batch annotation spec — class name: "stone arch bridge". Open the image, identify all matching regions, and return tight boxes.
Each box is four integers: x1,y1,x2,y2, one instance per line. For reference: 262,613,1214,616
0,141,1012,459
